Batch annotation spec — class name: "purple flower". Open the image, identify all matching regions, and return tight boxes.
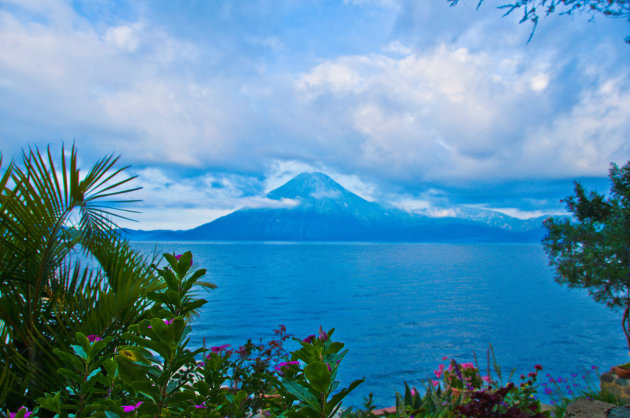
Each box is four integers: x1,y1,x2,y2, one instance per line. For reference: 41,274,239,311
194,403,207,409
87,334,102,342
211,344,231,354
303,334,316,343
122,402,143,412
9,407,31,418
274,361,299,375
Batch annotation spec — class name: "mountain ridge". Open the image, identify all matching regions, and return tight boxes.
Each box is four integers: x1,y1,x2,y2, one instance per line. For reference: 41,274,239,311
124,172,546,242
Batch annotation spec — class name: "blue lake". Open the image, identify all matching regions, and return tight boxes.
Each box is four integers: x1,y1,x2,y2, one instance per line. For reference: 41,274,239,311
131,241,626,408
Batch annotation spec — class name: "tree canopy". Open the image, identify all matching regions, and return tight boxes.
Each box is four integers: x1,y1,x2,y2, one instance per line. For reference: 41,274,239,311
543,161,630,352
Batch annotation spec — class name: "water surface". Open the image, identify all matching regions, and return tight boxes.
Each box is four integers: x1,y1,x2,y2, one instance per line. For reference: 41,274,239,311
131,242,624,407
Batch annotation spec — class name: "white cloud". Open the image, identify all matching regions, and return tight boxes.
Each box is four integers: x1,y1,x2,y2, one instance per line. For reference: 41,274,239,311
0,3,238,167
294,43,630,183
393,198,456,218
297,58,367,96
522,76,630,176
104,22,143,52
119,207,232,230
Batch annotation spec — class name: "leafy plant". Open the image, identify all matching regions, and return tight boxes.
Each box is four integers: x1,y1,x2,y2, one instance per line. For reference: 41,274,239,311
275,327,365,418
0,145,160,409
113,251,214,415
542,162,630,352
37,333,116,417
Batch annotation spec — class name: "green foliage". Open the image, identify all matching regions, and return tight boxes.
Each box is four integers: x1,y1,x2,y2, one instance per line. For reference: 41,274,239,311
36,252,222,417
542,161,630,351
0,144,160,409
274,327,365,418
394,382,456,417
448,0,630,43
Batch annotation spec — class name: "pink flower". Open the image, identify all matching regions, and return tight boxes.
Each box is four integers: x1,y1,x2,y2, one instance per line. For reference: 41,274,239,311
460,362,475,369
194,403,207,409
210,344,231,354
174,254,193,265
434,363,445,379
148,318,173,329
482,375,491,383
318,326,328,342
303,334,316,343
122,402,142,412
442,356,449,361
9,407,31,418
411,387,418,397
274,361,299,375
87,334,102,342
431,380,440,388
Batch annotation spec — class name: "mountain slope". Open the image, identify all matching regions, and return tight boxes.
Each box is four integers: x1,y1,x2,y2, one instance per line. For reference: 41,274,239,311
125,172,544,242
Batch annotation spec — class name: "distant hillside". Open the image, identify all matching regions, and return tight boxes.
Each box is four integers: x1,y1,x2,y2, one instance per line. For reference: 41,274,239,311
124,172,546,242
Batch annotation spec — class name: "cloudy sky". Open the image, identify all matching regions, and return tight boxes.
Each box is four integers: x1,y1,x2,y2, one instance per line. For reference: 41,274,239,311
1,0,629,229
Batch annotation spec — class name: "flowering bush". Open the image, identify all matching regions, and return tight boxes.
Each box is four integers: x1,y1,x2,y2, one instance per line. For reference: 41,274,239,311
434,357,485,390
25,251,364,417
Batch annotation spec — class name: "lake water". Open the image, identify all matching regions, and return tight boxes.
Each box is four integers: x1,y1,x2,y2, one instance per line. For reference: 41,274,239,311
131,241,626,408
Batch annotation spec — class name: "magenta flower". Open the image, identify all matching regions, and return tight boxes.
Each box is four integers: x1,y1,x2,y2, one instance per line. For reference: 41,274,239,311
87,334,102,342
211,344,231,354
535,364,543,371
9,407,31,418
482,375,491,383
148,318,173,329
274,360,299,375
122,402,143,412
174,253,193,265
303,334,316,343
431,379,439,388
194,403,207,409
318,326,328,342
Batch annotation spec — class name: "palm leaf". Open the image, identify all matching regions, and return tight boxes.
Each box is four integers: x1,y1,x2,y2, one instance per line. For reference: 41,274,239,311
0,144,159,405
